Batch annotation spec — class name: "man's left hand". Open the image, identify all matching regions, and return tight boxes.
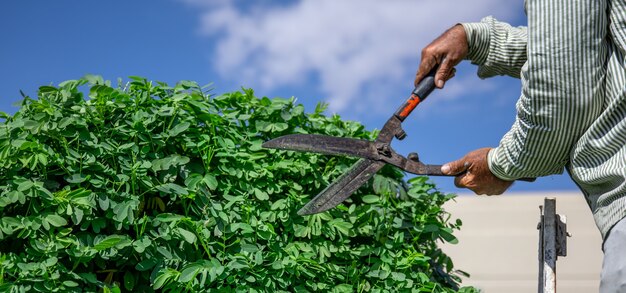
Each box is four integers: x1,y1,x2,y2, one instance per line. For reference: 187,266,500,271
441,148,513,195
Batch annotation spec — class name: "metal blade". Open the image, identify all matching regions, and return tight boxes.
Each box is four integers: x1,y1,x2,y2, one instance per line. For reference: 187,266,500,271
262,134,376,159
297,159,384,215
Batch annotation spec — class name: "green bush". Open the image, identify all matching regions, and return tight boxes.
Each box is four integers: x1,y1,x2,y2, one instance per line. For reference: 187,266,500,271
0,76,477,292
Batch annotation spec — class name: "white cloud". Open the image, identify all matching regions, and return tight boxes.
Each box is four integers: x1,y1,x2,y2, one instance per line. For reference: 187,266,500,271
186,0,523,115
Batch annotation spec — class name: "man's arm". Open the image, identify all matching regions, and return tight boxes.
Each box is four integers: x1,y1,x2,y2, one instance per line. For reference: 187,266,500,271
489,0,607,180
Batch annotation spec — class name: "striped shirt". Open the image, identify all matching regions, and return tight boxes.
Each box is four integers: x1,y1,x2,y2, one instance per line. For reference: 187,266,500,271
462,0,626,239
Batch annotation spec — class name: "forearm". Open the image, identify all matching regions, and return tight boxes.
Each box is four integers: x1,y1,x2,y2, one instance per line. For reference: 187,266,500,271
462,17,527,79
487,0,607,180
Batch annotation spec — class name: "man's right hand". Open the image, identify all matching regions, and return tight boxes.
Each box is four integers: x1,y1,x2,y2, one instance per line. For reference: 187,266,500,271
414,24,469,89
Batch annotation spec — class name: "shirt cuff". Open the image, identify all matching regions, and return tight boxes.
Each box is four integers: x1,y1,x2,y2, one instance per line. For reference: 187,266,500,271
461,21,491,66
487,148,518,181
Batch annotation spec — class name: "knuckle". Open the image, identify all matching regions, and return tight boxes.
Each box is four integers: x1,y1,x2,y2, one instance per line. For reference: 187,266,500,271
421,46,437,58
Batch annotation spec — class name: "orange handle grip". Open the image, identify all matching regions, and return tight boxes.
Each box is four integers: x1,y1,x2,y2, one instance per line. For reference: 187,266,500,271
394,68,436,121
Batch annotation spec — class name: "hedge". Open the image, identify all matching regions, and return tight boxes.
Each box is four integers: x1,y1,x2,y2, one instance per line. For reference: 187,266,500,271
0,76,477,292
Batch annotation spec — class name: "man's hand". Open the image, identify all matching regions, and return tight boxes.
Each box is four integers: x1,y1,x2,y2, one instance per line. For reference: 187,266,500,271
415,24,468,89
441,148,513,195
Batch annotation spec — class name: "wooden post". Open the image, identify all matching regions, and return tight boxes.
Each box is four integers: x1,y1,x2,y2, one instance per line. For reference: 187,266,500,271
538,198,568,293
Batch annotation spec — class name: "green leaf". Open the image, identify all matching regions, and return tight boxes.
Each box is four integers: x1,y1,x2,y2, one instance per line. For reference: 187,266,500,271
439,227,459,244
152,273,172,289
124,271,136,291
136,258,158,272
184,174,203,189
67,173,88,184
132,237,152,253
156,183,189,195
155,213,184,223
240,243,259,253
391,272,406,282
11,139,27,148
329,220,352,236
71,208,84,225
157,246,173,259
361,194,379,204
254,188,269,200
169,122,190,137
227,259,248,269
230,223,254,234
23,119,39,130
44,256,58,267
45,214,67,227
203,174,218,190
153,269,178,290
112,201,132,222
94,235,125,251
119,142,135,150
271,199,286,210
78,273,99,284
17,180,34,192
332,284,353,293
62,281,79,287
424,224,439,233
58,117,73,129
272,122,288,132
176,228,197,243
151,155,190,171
178,263,201,283
367,269,390,280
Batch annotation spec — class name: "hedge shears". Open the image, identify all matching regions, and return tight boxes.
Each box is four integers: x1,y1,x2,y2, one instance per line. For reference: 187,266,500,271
263,69,531,215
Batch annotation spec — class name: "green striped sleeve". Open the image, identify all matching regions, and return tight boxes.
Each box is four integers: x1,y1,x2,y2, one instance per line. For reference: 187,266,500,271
462,17,527,79
462,21,490,66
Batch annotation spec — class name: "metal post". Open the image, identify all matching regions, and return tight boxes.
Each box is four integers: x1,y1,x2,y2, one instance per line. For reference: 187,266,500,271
538,197,568,293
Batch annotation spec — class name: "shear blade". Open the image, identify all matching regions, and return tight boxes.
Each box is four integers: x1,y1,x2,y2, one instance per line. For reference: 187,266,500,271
298,159,384,215
262,134,387,215
262,134,376,159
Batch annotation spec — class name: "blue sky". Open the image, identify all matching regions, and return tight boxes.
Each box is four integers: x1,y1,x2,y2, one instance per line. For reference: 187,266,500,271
0,1,579,193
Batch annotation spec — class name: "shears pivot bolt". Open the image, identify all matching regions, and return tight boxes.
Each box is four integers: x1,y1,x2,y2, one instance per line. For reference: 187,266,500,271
376,144,392,157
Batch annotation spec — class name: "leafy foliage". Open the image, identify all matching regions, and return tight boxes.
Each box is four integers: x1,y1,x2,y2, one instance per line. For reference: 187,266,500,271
0,76,478,292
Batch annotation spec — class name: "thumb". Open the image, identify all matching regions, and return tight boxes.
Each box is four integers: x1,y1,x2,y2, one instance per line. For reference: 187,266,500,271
441,158,469,175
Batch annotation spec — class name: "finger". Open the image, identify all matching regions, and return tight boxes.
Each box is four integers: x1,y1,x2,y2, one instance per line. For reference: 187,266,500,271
455,173,485,194
414,55,437,87
442,158,469,175
435,58,454,88
454,171,475,189
454,174,465,188
446,68,457,81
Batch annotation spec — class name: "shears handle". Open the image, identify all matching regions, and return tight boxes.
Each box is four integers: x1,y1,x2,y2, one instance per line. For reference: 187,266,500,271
394,68,436,121
425,165,536,182
403,153,535,182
